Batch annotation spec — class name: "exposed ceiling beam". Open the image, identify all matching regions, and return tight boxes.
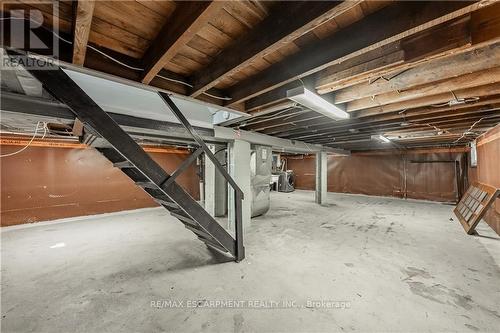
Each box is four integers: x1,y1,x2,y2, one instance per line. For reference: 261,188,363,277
387,116,500,134
225,1,487,107
278,105,500,139
243,89,500,138
335,43,500,103
245,10,499,112
0,68,25,95
247,112,323,132
350,147,471,155
213,126,349,155
316,16,473,94
353,83,500,118
295,112,500,140
1,92,73,119
260,98,500,137
242,108,307,128
0,92,216,140
141,1,224,84
81,43,228,105
346,67,500,112
1,17,198,99
289,109,500,142
189,0,360,97
72,0,95,65
315,118,500,146
242,96,500,135
245,81,301,113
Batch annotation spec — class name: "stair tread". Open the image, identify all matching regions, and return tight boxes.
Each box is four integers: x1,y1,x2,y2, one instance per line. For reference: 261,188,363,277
153,197,178,208
113,160,134,168
170,207,188,215
23,66,241,261
170,211,197,227
96,147,125,162
135,181,158,189
185,223,213,240
200,237,229,253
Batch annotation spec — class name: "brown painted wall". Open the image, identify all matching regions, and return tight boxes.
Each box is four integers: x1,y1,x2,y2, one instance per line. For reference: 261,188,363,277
0,144,200,226
286,148,467,203
328,154,404,198
469,124,500,235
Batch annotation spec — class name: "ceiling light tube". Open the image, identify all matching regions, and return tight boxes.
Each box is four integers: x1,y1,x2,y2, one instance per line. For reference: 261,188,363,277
371,134,391,143
287,86,349,120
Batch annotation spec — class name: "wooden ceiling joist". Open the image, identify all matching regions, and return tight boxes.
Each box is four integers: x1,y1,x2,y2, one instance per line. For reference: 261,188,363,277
315,15,473,94
140,1,224,84
225,1,486,107
289,110,500,142
352,83,500,118
188,0,361,97
247,113,323,132
318,118,500,146
314,120,500,147
273,106,500,141
346,67,500,112
286,117,500,145
244,96,500,136
259,99,500,138
3,0,499,151
242,2,498,113
72,0,95,65
335,43,500,104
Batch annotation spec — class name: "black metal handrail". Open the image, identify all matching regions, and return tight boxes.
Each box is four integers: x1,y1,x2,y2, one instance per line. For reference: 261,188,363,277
158,92,245,261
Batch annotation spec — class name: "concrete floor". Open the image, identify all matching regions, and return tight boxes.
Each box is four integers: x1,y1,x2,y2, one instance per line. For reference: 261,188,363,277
2,190,500,332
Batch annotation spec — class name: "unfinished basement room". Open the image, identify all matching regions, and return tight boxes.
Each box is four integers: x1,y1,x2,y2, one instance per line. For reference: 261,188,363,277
1,1,499,332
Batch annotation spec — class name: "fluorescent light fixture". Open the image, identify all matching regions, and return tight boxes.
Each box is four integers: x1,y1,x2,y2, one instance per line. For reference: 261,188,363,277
371,134,391,143
287,86,349,120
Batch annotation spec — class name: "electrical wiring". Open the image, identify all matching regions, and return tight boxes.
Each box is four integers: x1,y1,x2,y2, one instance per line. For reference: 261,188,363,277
281,114,299,122
369,68,411,85
424,123,448,134
452,116,496,143
404,121,451,135
399,106,499,142
156,75,231,100
87,45,144,71
430,91,480,108
256,107,296,119
246,106,300,123
2,17,232,100
0,122,47,157
156,74,193,87
201,91,233,101
214,147,227,156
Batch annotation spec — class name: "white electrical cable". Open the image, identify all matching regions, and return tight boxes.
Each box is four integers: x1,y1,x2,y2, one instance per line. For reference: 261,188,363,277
261,107,298,119
452,116,489,143
87,45,144,71
246,106,300,123
2,16,233,100
156,74,193,87
156,75,232,100
0,122,47,157
201,91,233,101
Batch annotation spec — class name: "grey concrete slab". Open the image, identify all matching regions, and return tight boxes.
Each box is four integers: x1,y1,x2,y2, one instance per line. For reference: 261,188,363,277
2,191,499,332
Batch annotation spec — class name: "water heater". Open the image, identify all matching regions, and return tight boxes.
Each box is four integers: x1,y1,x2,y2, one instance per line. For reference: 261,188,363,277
250,146,272,217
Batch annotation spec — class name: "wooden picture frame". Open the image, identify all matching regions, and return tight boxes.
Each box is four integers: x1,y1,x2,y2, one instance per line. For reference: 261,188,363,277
454,182,500,234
